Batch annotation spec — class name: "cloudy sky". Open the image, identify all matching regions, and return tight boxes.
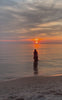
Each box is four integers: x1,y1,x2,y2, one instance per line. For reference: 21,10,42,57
0,0,62,42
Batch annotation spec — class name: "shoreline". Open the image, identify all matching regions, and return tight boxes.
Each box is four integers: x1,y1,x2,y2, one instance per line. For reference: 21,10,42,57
0,74,62,83
0,75,62,100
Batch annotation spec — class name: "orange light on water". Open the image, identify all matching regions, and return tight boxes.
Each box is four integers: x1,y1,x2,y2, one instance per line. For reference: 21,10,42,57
33,38,40,49
34,43,40,49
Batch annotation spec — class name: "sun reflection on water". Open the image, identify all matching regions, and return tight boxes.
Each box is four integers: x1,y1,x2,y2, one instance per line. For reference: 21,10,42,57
34,43,40,49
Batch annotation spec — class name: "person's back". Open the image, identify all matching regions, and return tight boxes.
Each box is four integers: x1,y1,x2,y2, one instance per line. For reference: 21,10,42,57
33,49,38,61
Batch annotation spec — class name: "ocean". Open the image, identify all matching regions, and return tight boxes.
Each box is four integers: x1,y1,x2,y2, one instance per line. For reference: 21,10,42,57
0,42,62,81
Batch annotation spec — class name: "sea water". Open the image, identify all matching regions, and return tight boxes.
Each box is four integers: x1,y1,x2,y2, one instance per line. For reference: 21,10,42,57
0,42,62,81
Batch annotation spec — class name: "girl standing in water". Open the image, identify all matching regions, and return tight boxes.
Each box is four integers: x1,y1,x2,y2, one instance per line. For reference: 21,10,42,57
33,49,38,61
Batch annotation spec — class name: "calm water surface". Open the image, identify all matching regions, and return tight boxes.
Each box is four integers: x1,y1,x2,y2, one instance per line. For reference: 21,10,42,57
0,43,62,81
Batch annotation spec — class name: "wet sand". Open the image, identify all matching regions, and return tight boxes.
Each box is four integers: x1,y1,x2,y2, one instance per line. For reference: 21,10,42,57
0,76,62,100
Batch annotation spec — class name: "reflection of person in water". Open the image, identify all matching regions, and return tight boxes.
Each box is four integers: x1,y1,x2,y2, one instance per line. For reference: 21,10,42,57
33,61,38,75
33,49,38,75
33,49,38,61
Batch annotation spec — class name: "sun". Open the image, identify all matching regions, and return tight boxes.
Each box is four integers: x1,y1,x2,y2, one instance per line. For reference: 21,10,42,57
34,38,39,44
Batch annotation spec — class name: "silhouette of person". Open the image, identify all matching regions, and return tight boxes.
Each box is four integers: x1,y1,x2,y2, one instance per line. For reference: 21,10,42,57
33,49,38,61
33,61,38,75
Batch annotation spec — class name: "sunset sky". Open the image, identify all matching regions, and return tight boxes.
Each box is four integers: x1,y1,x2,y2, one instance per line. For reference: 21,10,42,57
0,0,62,43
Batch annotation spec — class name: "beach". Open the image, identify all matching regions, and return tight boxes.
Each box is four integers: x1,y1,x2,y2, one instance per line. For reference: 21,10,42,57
0,76,62,100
